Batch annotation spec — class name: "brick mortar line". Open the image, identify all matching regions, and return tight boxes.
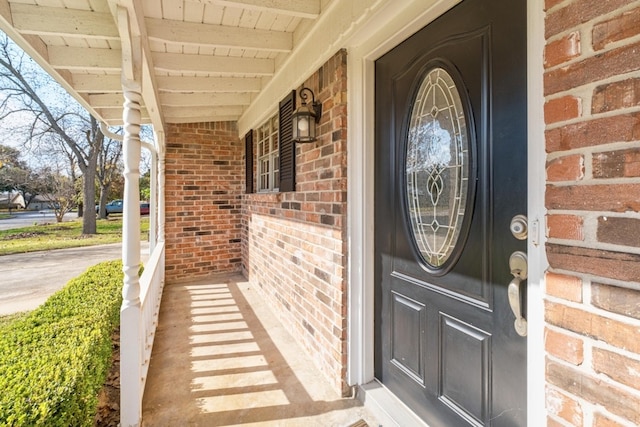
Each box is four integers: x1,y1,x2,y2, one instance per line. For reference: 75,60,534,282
545,350,640,400
544,266,640,293
545,0,640,38
545,140,640,160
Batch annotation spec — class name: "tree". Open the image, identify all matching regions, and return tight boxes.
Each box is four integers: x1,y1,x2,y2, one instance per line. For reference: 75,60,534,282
0,144,42,208
96,132,123,219
39,167,76,222
0,33,102,234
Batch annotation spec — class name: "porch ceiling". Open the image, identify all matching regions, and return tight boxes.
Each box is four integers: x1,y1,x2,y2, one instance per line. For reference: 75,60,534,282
0,0,324,131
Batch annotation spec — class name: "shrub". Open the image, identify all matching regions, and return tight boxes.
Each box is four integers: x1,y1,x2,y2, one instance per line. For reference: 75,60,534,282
0,261,124,426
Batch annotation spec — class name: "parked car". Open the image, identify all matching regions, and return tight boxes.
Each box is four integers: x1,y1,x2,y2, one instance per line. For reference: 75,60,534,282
96,200,124,216
97,200,150,216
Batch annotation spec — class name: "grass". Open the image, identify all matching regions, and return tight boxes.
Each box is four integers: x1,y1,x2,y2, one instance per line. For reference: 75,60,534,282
0,311,29,328
0,214,11,220
0,217,149,256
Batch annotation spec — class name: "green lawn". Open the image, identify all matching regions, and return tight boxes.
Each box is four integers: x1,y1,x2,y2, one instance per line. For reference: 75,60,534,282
0,217,149,256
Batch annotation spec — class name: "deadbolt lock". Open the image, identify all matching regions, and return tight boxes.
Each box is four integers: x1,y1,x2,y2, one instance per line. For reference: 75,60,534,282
510,215,528,240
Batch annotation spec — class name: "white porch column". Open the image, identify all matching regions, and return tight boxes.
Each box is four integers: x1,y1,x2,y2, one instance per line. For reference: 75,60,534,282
156,131,166,244
148,146,157,252
120,83,143,427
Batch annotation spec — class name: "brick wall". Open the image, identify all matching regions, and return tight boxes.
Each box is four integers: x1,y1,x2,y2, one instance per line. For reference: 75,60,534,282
164,121,244,282
242,50,349,395
543,1,640,426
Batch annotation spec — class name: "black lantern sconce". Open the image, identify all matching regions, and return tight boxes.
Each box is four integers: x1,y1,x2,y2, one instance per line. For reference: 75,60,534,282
292,87,322,143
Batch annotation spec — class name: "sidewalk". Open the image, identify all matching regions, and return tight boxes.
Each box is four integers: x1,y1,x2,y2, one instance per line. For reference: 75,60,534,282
0,241,150,315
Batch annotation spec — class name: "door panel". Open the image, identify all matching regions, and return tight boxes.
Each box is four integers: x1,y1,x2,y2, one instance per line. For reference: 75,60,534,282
374,0,527,426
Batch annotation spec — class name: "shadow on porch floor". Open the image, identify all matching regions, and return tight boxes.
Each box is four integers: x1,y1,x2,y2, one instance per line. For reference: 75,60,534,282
142,273,380,426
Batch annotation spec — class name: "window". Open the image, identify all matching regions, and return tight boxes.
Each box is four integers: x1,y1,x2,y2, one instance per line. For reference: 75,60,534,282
256,115,279,192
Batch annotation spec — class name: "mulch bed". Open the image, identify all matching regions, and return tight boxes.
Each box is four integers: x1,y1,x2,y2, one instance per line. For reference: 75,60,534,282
94,327,121,427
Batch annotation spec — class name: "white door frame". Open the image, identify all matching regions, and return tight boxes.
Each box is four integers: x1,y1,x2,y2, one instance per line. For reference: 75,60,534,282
345,0,547,424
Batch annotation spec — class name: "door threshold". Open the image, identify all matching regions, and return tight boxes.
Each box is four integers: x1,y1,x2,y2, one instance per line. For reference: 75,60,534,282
358,380,430,427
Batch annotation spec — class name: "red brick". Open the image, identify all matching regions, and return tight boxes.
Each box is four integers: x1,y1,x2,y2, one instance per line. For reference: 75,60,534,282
545,32,581,69
544,0,564,11
544,95,582,124
546,386,584,425
545,112,640,152
546,155,584,181
593,148,640,178
593,78,640,114
594,412,627,427
545,299,640,352
546,418,564,427
547,244,640,283
597,216,640,247
547,360,640,425
545,0,632,38
592,283,640,320
593,347,640,390
546,183,640,212
592,7,640,51
544,41,640,95
545,272,583,302
545,328,584,364
546,214,584,241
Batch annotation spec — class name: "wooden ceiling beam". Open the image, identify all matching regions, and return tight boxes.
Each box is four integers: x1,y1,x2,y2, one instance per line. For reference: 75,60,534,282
163,105,244,119
159,92,251,107
146,17,292,52
153,52,274,75
186,0,320,19
11,4,118,40
49,46,121,72
156,76,262,93
72,74,123,93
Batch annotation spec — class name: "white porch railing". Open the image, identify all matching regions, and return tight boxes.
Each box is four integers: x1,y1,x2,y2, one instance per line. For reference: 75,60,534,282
139,241,165,385
121,241,165,426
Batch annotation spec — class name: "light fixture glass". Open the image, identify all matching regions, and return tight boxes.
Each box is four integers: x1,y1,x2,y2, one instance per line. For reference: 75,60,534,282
292,87,322,143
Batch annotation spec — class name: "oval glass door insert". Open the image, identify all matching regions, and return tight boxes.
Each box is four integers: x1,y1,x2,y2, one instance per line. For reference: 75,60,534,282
406,67,470,268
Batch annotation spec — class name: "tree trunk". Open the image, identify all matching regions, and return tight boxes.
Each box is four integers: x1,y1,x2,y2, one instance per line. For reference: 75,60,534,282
81,162,97,234
98,184,110,219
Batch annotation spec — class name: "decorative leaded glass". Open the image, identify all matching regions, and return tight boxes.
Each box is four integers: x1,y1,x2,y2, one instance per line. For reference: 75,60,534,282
406,67,469,268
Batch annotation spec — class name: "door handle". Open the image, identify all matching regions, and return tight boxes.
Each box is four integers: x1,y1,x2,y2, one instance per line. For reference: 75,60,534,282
508,251,528,337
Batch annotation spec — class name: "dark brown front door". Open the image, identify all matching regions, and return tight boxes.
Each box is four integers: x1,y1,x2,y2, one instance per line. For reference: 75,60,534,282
374,0,527,426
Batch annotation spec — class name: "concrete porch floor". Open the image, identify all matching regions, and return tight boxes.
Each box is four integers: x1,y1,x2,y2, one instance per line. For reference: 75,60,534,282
142,273,381,426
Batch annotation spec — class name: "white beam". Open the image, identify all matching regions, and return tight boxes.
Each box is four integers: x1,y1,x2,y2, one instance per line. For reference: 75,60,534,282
99,107,150,122
185,0,320,19
165,114,241,123
89,93,124,108
153,52,274,75
73,74,122,93
11,4,119,39
49,46,121,72
146,17,292,52
156,76,262,93
163,105,244,119
159,92,251,107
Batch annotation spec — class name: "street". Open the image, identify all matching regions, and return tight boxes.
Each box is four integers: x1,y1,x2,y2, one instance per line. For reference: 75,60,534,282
0,241,150,316
0,210,77,231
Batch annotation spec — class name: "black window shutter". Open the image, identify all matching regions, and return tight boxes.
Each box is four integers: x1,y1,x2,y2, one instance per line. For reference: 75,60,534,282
278,90,296,192
244,130,254,194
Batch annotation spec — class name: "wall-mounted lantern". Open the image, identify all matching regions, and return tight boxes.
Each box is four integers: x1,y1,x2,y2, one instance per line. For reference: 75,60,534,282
292,87,322,143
